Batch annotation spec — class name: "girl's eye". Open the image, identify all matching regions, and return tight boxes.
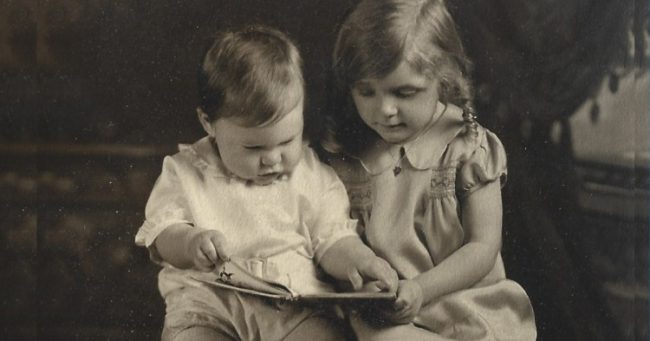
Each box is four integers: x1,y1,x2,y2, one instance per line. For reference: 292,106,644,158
355,86,375,97
244,146,263,150
394,88,418,98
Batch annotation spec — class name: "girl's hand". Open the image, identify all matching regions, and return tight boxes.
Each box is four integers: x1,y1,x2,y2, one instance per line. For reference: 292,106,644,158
186,229,230,272
348,256,398,293
389,280,424,324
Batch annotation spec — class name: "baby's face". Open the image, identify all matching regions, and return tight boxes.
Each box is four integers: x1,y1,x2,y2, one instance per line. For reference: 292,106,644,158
211,99,304,185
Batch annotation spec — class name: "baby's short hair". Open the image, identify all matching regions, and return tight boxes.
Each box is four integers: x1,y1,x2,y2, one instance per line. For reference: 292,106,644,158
198,25,304,126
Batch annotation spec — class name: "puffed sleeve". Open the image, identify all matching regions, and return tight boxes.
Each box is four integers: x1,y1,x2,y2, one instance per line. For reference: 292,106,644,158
135,155,193,261
302,150,359,263
456,128,508,198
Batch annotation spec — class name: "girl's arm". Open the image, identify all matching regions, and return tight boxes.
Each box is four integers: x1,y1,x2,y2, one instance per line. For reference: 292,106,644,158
319,235,398,292
413,180,503,304
154,223,230,271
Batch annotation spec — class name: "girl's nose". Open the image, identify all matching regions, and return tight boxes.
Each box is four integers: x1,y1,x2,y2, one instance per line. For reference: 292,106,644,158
261,150,282,166
379,97,398,118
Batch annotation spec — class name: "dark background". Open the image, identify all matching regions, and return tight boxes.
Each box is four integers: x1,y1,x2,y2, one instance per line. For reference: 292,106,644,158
1,1,647,340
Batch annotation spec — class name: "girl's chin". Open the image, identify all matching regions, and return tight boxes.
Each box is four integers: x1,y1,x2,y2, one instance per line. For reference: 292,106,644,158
373,126,411,143
377,132,412,145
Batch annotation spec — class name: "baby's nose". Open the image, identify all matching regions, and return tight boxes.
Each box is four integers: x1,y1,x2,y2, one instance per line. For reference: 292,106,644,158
261,151,281,166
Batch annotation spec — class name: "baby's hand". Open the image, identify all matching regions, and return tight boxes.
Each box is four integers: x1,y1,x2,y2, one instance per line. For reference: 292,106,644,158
388,280,424,324
348,256,398,293
186,229,230,272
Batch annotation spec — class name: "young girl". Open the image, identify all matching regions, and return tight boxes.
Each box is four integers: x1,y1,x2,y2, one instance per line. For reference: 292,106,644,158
135,25,397,341
323,0,537,339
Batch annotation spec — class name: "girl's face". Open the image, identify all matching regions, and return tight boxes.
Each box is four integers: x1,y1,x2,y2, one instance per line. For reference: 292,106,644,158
199,99,304,185
351,61,440,144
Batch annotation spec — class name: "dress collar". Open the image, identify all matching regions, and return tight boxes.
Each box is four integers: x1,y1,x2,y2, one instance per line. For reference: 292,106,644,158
357,103,465,175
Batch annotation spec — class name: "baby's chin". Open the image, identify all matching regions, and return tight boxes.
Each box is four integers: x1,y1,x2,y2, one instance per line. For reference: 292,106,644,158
250,172,290,186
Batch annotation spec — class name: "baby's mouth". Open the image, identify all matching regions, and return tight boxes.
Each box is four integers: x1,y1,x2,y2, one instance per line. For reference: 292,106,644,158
260,172,279,178
254,171,287,185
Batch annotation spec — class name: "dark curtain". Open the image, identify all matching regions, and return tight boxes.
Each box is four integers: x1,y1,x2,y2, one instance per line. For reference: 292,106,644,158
450,0,646,340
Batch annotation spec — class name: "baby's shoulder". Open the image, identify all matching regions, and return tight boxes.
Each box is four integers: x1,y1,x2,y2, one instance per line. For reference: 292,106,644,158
298,144,322,168
293,144,335,180
160,137,216,176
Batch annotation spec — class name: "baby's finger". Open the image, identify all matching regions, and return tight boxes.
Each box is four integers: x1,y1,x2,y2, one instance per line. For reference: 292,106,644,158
372,262,398,292
200,240,219,265
347,268,364,291
194,251,216,272
361,281,382,292
209,233,230,262
381,272,399,292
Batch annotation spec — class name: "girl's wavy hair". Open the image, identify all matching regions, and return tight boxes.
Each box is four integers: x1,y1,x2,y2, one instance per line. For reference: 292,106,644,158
198,25,304,127
324,0,474,154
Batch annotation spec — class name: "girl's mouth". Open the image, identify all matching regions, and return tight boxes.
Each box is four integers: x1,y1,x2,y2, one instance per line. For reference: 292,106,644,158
381,123,406,130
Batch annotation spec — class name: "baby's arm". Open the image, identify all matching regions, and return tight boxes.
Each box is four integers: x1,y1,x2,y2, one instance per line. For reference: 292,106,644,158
154,223,231,271
319,236,398,292
394,180,503,321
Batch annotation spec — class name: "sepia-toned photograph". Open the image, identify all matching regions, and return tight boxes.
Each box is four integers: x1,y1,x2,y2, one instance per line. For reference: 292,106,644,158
1,0,648,340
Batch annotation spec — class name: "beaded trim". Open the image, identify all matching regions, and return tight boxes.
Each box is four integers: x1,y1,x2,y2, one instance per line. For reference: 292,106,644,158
462,109,479,138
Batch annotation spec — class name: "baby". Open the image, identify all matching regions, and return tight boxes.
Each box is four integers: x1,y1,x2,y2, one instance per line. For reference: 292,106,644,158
135,25,397,341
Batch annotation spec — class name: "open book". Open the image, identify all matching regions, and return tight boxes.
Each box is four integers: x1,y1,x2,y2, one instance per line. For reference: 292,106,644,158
192,258,396,304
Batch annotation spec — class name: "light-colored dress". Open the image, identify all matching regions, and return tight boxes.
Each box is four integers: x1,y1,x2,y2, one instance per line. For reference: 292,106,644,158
330,104,537,340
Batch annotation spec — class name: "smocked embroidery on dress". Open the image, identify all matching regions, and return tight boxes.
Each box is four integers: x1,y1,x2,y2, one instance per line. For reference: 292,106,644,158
429,167,456,198
346,181,373,210
342,179,372,235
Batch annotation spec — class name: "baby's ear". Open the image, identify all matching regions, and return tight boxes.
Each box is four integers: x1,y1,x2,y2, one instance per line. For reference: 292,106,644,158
197,108,214,136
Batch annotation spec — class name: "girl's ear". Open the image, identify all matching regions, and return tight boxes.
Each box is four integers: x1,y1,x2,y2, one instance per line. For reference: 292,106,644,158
437,76,450,103
197,108,215,136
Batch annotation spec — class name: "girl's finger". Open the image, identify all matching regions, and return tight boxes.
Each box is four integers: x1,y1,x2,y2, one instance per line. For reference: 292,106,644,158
393,315,413,325
394,297,408,311
390,305,414,324
388,310,409,324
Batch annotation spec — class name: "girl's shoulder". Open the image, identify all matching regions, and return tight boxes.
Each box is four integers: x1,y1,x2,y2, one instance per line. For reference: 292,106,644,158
442,106,505,164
